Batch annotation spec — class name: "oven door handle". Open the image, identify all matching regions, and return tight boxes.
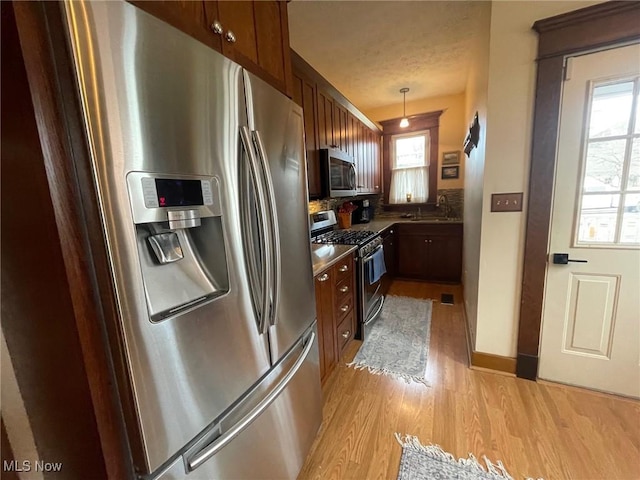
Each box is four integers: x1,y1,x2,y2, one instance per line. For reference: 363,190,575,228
363,245,383,263
364,295,385,326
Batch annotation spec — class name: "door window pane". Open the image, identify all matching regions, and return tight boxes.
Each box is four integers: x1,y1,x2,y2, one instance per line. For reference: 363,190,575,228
621,193,640,243
628,138,640,190
578,194,619,243
583,139,626,191
575,77,640,246
588,82,634,138
635,92,640,134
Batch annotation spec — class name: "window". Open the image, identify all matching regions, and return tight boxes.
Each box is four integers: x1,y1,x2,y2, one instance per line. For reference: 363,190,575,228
379,110,442,207
389,131,430,204
576,77,640,246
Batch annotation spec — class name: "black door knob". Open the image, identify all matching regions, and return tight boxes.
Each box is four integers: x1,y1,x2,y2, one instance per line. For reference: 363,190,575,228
553,253,588,265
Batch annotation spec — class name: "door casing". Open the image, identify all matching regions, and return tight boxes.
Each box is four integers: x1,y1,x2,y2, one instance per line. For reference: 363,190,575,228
517,1,640,380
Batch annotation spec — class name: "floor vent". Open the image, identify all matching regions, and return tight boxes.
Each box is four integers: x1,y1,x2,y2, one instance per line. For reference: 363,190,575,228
441,293,454,305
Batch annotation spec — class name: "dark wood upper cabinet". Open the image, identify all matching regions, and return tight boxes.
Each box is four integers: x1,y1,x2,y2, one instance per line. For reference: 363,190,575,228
292,72,321,198
291,51,382,199
130,0,220,50
129,1,293,97
211,1,258,64
317,89,335,149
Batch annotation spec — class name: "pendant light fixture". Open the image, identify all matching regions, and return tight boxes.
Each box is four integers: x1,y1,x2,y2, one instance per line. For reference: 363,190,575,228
399,87,410,128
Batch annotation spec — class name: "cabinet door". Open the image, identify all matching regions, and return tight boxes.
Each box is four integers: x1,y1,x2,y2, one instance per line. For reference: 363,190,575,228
355,122,367,193
292,73,321,198
214,1,258,64
347,113,356,159
254,1,292,95
315,270,335,382
130,1,220,50
427,235,463,282
396,233,428,278
317,90,334,149
372,132,381,193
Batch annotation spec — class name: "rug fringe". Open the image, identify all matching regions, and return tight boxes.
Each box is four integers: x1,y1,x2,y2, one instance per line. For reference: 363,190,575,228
346,362,428,386
394,434,543,480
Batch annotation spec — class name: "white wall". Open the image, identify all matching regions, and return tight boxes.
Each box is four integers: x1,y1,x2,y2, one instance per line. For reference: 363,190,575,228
463,2,491,346
472,0,601,358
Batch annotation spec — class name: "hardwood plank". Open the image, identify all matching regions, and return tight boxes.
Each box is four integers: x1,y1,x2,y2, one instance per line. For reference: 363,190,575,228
299,281,640,480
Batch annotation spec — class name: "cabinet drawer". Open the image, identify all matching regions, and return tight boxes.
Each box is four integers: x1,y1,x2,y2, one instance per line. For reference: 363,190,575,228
336,310,355,359
334,255,354,284
335,276,353,304
334,292,353,321
395,223,462,237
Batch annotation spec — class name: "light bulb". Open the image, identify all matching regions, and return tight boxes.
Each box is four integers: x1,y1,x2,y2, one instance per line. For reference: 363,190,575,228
399,117,409,128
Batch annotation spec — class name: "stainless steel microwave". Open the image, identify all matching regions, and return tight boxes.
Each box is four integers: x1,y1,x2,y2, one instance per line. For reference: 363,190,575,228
320,148,357,198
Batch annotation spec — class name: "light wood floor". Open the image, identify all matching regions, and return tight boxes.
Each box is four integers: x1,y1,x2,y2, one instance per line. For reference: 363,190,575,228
298,281,640,480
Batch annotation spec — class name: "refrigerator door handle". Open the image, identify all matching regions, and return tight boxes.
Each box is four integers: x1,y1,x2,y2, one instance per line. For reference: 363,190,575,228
240,126,272,334
186,331,316,472
252,130,281,327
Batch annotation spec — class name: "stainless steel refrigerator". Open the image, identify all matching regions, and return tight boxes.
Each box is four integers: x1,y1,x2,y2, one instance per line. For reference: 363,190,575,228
62,1,322,478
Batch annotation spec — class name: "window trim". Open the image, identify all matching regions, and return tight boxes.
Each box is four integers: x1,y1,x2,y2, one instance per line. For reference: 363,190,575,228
379,110,442,210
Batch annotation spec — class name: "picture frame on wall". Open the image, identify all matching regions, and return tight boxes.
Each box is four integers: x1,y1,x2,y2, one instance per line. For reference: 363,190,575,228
442,151,460,165
441,165,459,179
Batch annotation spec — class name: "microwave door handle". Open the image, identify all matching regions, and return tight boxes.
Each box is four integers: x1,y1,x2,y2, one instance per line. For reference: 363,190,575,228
240,126,271,334
349,163,357,190
251,130,280,328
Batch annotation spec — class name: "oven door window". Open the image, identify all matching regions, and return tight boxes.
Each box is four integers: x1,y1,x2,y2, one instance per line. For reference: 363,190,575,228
330,158,355,190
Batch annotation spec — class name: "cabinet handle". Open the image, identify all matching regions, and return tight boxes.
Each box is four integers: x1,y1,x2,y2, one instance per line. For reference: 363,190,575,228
390,230,394,234
429,240,432,243
342,330,350,339
210,21,223,35
318,273,329,282
375,185,379,189
340,304,349,312
225,30,236,43
339,285,349,293
338,264,349,272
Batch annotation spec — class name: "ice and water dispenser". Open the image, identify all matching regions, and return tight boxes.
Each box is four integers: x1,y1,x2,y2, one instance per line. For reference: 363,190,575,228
126,172,229,321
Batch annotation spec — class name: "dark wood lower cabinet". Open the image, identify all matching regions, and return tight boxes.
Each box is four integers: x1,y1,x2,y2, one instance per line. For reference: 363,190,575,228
314,252,356,383
395,223,463,283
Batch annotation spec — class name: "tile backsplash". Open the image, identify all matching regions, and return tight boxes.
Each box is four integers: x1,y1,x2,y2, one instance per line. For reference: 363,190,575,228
308,188,463,219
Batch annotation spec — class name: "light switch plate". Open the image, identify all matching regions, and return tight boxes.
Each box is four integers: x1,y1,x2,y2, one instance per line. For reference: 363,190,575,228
491,192,523,212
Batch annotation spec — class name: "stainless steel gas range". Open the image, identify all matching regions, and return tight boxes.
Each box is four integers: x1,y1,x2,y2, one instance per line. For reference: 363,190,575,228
310,211,386,340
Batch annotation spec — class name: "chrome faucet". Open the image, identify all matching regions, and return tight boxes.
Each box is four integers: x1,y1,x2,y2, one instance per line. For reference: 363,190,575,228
437,194,450,219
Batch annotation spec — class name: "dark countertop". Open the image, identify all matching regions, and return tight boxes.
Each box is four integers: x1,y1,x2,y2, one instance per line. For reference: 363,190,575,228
348,217,463,234
310,217,462,276
311,244,358,277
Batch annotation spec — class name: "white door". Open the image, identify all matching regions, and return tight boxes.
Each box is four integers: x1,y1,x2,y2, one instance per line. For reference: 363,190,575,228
539,44,640,398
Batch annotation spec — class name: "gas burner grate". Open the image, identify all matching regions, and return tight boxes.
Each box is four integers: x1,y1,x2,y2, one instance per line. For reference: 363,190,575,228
311,230,378,246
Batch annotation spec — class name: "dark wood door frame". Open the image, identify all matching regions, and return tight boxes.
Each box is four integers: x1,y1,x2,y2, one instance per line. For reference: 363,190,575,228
517,1,640,380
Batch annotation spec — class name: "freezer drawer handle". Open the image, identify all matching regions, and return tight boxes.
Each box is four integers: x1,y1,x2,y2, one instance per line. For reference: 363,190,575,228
186,332,316,472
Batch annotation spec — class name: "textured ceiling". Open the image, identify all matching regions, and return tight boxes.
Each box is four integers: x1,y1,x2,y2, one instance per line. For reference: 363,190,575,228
288,1,489,113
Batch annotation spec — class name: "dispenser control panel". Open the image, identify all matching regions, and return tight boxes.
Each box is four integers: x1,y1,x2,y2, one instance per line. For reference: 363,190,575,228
127,172,221,225
141,178,214,209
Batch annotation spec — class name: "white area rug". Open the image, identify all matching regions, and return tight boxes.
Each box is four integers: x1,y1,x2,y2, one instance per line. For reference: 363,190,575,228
396,434,541,480
347,295,432,385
